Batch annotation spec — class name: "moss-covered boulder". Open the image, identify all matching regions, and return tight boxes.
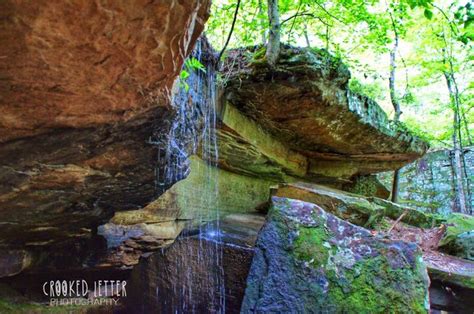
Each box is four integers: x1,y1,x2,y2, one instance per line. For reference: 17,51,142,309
241,197,430,313
273,183,437,228
438,213,474,260
452,231,474,261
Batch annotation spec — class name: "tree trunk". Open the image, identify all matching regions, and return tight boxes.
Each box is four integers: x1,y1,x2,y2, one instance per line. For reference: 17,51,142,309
389,30,402,203
391,169,400,203
444,71,468,214
266,0,280,66
389,36,401,122
461,107,473,145
258,0,267,45
448,65,472,214
303,23,311,48
461,149,473,214
325,25,329,51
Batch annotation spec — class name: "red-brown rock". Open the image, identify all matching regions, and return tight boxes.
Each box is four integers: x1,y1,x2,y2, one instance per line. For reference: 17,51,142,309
0,0,210,142
0,0,210,251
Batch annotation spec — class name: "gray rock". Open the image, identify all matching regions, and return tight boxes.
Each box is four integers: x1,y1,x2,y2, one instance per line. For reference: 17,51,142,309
241,196,430,313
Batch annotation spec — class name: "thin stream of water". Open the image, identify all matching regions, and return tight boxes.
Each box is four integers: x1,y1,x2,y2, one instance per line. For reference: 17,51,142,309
150,39,225,313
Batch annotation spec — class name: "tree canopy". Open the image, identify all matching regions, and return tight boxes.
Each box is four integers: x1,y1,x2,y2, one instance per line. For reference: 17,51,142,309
206,0,473,149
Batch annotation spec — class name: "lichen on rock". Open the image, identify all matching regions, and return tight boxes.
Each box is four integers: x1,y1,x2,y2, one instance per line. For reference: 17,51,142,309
241,196,430,313
438,213,474,259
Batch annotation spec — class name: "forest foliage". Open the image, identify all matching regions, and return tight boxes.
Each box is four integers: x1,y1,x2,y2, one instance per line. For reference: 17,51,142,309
205,0,473,149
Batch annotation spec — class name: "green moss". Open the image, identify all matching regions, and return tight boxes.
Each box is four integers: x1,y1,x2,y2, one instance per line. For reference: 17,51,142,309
369,198,436,228
291,224,427,313
428,267,474,289
325,255,427,313
294,227,330,264
252,46,266,60
347,176,378,197
438,213,474,249
252,198,430,313
372,217,393,232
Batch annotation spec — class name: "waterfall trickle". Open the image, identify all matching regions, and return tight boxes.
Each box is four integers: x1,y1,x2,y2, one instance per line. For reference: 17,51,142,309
148,38,225,313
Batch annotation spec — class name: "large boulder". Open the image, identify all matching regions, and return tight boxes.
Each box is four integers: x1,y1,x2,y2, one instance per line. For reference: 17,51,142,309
438,213,474,260
452,231,474,261
242,197,430,313
424,251,474,290
272,182,436,228
0,0,210,142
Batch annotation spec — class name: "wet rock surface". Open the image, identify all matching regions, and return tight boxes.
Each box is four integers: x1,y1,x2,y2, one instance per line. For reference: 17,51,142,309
98,156,275,267
0,3,470,312
124,214,265,313
242,196,430,313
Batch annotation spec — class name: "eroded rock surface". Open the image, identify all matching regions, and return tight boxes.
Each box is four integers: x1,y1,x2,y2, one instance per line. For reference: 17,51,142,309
0,0,211,255
272,182,474,293
273,182,436,228
0,250,32,278
242,197,430,313
99,156,276,264
222,46,428,180
0,0,210,141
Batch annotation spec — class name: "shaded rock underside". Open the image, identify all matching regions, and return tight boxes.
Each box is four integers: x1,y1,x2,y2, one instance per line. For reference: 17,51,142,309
0,0,211,254
222,46,427,178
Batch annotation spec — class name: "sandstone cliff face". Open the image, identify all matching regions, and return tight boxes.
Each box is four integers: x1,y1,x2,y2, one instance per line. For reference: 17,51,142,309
0,0,210,271
379,147,474,214
0,0,209,141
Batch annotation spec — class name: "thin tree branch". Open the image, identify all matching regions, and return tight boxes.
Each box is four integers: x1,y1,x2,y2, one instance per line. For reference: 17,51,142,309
288,1,303,42
431,4,459,36
281,12,331,27
218,0,242,62
314,2,347,25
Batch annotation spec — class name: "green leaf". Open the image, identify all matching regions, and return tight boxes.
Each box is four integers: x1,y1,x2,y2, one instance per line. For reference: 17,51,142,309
185,57,206,73
180,70,190,80
424,9,433,20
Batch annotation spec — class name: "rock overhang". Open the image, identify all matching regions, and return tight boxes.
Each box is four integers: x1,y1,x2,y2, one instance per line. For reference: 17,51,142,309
219,45,428,180
0,0,211,255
